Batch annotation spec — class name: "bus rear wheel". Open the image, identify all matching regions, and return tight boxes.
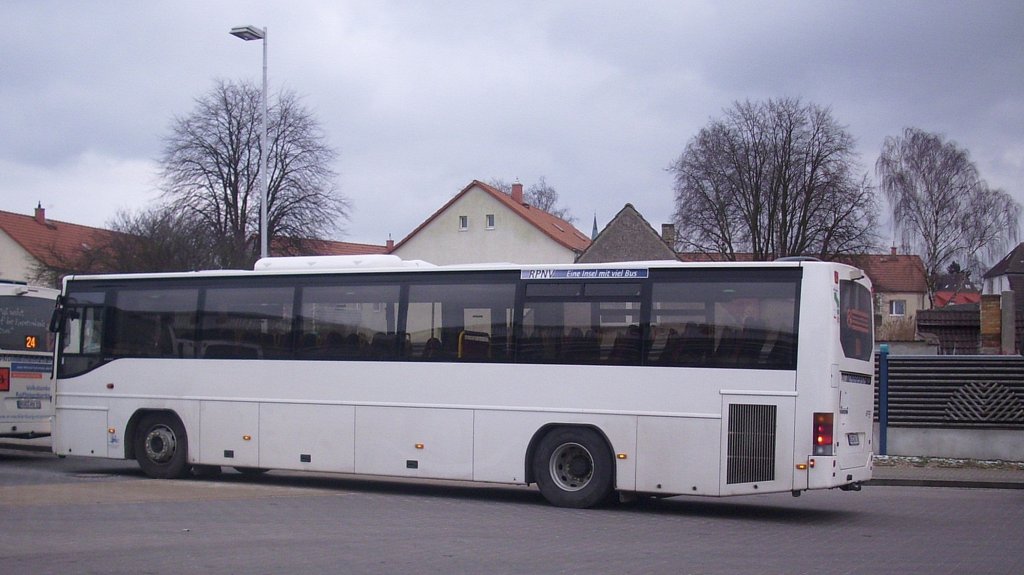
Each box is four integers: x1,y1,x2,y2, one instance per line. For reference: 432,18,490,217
134,413,190,479
533,427,614,508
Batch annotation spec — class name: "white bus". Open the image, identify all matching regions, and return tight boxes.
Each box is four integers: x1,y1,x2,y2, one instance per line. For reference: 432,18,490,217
49,256,875,508
1,281,58,438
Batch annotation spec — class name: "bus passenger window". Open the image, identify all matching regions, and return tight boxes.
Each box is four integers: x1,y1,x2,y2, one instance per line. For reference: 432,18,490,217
650,270,799,370
108,288,198,360
298,283,400,362
406,281,515,363
202,286,292,360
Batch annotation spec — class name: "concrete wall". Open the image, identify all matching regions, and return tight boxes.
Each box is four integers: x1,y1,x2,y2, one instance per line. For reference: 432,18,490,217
874,425,1024,461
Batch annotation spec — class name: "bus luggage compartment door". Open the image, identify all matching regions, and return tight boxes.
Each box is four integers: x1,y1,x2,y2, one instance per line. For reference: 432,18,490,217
199,401,260,467
355,406,474,480
54,406,110,457
719,394,794,496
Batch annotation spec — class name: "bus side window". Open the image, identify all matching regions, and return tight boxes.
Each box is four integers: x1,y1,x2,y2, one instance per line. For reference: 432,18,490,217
64,306,103,355
406,282,515,364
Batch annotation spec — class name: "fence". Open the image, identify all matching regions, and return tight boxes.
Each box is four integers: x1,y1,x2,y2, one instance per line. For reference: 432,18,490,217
874,351,1024,460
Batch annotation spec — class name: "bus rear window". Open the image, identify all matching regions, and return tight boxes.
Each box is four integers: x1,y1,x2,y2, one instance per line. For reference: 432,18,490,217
0,295,54,351
648,270,800,370
839,280,872,361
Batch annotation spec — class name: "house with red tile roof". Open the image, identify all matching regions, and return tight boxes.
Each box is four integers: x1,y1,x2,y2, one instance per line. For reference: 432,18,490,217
390,180,591,265
0,205,116,286
933,291,981,308
1,204,389,285
843,248,929,342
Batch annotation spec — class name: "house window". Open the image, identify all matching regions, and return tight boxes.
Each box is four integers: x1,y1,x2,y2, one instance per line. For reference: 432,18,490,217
889,299,906,317
459,215,468,231
486,214,495,229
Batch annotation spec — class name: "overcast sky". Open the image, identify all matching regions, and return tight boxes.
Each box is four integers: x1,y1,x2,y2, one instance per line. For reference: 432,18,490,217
2,1,1022,247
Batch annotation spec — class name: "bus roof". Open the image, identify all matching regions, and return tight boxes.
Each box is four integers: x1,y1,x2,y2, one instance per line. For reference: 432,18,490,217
61,255,866,284
0,282,59,297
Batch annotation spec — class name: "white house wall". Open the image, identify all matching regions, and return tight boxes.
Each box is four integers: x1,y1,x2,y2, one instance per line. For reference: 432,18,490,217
983,275,1010,295
393,187,576,265
0,230,35,283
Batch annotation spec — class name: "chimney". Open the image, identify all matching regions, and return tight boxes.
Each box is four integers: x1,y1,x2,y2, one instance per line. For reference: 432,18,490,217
511,181,524,204
34,202,45,225
890,246,897,256
661,223,676,247
386,237,395,252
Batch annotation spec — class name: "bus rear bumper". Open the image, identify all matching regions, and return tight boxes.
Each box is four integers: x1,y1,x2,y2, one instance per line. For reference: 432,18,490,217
805,454,873,490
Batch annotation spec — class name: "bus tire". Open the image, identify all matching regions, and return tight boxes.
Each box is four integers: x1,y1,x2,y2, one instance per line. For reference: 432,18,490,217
533,427,614,508
134,413,190,479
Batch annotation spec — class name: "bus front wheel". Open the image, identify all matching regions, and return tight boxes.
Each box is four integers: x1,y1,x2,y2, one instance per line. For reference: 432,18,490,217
134,413,190,479
533,427,614,508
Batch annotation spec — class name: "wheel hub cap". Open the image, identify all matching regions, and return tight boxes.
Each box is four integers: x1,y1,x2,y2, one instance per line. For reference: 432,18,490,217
144,425,177,463
549,442,594,492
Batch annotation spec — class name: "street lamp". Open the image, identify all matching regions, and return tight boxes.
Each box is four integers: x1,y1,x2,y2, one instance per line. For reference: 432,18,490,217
230,25,269,260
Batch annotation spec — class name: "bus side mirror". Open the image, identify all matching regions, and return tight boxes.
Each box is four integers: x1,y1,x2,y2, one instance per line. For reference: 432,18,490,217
48,308,66,334
48,297,76,335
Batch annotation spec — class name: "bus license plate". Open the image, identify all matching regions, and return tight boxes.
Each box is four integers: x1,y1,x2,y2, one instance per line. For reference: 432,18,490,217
17,399,42,409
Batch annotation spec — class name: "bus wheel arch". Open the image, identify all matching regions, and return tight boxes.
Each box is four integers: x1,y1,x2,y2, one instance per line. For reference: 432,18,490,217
527,424,616,508
130,410,190,479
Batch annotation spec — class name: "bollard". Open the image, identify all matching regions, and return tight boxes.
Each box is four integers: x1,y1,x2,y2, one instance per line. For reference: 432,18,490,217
878,343,889,455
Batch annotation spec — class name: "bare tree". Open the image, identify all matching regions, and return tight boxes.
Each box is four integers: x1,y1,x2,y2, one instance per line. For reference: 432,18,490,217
97,207,222,272
670,98,880,259
525,177,576,223
160,79,348,268
30,207,223,285
31,240,111,289
877,127,1020,303
488,177,577,223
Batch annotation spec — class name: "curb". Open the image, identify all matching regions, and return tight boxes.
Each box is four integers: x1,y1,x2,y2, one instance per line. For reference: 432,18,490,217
867,478,1024,490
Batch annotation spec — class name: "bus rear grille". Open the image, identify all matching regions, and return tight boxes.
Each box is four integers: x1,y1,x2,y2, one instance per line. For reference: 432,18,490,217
727,404,777,484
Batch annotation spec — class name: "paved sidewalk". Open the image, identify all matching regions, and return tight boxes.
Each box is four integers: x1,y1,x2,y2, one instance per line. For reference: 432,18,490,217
870,455,1024,489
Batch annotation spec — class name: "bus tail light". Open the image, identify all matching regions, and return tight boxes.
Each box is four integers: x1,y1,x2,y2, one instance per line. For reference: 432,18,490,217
813,412,834,456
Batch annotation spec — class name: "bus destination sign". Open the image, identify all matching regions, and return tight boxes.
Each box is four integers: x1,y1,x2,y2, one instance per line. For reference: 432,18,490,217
521,268,648,280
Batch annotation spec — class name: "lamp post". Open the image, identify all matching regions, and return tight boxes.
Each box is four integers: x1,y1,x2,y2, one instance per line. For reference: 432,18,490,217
230,25,269,260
